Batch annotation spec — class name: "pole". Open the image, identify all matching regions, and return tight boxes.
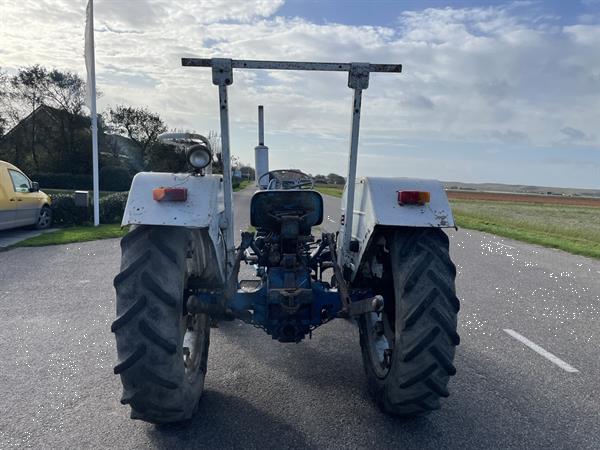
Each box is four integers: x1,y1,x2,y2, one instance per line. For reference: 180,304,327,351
342,88,362,254
258,105,264,145
218,84,235,268
85,0,100,226
342,63,370,263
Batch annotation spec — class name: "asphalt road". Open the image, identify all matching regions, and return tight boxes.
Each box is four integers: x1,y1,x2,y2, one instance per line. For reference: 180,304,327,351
1,186,599,449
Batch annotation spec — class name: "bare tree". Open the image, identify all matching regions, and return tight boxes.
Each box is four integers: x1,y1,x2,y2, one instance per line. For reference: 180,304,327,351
9,65,48,170
45,69,86,115
104,105,167,167
0,68,8,137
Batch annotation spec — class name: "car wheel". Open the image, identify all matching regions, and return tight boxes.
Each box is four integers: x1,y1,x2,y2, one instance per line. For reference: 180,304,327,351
35,206,53,230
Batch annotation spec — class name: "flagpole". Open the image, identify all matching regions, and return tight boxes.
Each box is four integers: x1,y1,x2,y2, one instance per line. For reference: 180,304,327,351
86,0,100,226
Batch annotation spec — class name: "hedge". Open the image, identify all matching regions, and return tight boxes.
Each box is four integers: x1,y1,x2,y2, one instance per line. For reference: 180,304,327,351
50,193,90,226
99,166,132,191
31,169,133,191
50,192,129,225
99,192,128,224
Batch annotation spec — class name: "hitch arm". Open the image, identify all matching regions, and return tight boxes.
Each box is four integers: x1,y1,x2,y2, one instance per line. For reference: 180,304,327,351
224,232,255,302
347,295,384,316
323,233,352,316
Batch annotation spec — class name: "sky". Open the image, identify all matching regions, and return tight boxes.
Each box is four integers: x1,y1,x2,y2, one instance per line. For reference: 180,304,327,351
1,0,599,189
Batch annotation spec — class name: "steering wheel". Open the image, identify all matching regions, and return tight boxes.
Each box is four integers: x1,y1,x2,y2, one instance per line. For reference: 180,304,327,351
258,170,314,190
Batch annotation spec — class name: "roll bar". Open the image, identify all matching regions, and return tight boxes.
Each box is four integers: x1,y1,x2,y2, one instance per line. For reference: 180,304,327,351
182,57,402,271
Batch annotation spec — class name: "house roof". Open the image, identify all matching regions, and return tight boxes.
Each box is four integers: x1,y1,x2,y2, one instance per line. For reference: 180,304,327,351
1,104,87,140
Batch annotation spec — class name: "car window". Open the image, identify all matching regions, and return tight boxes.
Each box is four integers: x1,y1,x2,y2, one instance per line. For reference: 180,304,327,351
8,169,31,193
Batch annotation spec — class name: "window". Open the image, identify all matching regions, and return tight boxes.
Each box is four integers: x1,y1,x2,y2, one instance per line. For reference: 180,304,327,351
8,170,31,193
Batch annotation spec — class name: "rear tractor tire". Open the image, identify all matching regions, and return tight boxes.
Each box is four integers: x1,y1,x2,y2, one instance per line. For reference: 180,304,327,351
358,228,460,416
112,225,211,424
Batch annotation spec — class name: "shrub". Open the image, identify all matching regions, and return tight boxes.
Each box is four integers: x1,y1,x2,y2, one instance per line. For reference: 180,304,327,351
50,193,89,225
99,192,128,224
146,143,188,173
49,192,128,226
100,166,132,191
232,176,242,189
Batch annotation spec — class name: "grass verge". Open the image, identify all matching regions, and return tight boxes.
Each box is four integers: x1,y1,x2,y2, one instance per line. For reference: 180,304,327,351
315,184,600,259
452,201,600,259
15,224,127,248
314,184,343,198
234,180,252,192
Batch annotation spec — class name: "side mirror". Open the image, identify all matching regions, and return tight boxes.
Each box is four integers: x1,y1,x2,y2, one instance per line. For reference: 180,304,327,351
30,181,40,192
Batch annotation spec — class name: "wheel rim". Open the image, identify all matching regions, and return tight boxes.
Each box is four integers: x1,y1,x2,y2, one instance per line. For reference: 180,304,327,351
38,209,50,227
182,313,209,382
365,311,394,378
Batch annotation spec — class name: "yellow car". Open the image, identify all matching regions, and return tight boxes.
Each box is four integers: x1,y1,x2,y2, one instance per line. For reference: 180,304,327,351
0,160,52,231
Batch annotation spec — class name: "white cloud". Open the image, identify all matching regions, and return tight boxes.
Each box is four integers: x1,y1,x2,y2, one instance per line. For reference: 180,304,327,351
0,1,599,186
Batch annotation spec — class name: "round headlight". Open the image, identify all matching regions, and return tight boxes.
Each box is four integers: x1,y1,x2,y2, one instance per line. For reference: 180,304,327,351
186,144,212,169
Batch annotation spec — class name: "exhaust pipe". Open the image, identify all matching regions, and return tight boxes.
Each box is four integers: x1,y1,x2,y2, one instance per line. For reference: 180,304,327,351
254,105,269,188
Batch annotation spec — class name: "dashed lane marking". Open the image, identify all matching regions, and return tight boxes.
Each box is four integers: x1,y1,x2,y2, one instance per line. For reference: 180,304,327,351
503,328,579,373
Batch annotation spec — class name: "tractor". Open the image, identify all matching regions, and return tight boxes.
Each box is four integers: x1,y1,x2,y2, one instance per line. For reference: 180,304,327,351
112,58,459,424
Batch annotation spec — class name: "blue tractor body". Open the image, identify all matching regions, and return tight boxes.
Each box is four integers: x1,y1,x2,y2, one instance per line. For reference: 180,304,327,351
187,182,380,343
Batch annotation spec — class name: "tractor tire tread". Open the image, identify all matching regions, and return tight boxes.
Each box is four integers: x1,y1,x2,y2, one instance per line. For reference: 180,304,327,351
113,250,151,287
140,271,177,308
114,345,146,374
120,225,147,249
402,327,440,362
138,319,177,355
148,230,179,266
429,308,461,345
359,228,459,417
111,296,147,332
113,225,210,424
426,269,460,312
404,288,437,328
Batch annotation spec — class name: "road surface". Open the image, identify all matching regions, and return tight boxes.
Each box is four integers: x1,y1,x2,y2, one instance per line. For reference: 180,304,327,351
0,186,598,449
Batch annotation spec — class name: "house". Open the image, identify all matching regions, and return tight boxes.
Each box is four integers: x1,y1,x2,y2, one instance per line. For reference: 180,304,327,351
0,105,139,173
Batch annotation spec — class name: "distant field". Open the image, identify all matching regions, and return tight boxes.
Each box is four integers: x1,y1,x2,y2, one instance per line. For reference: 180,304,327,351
447,190,600,207
314,184,600,259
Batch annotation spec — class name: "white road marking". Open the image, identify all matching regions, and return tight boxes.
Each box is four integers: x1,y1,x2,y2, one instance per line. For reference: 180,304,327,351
503,329,579,373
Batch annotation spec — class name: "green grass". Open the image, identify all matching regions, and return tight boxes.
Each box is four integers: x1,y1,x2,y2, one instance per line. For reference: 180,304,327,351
451,200,600,259
233,180,251,192
15,224,127,248
314,184,343,198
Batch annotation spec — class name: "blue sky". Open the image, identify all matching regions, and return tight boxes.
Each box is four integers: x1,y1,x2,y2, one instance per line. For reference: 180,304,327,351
1,0,599,188
279,0,597,27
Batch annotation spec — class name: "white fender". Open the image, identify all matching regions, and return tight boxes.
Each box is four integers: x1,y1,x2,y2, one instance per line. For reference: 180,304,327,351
122,172,224,228
122,171,227,280
339,176,454,279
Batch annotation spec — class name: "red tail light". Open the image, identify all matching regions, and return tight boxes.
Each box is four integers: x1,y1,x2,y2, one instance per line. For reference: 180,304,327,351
153,188,188,202
398,190,430,205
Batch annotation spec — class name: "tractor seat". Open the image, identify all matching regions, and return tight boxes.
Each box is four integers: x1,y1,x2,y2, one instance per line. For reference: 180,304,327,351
250,190,323,234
